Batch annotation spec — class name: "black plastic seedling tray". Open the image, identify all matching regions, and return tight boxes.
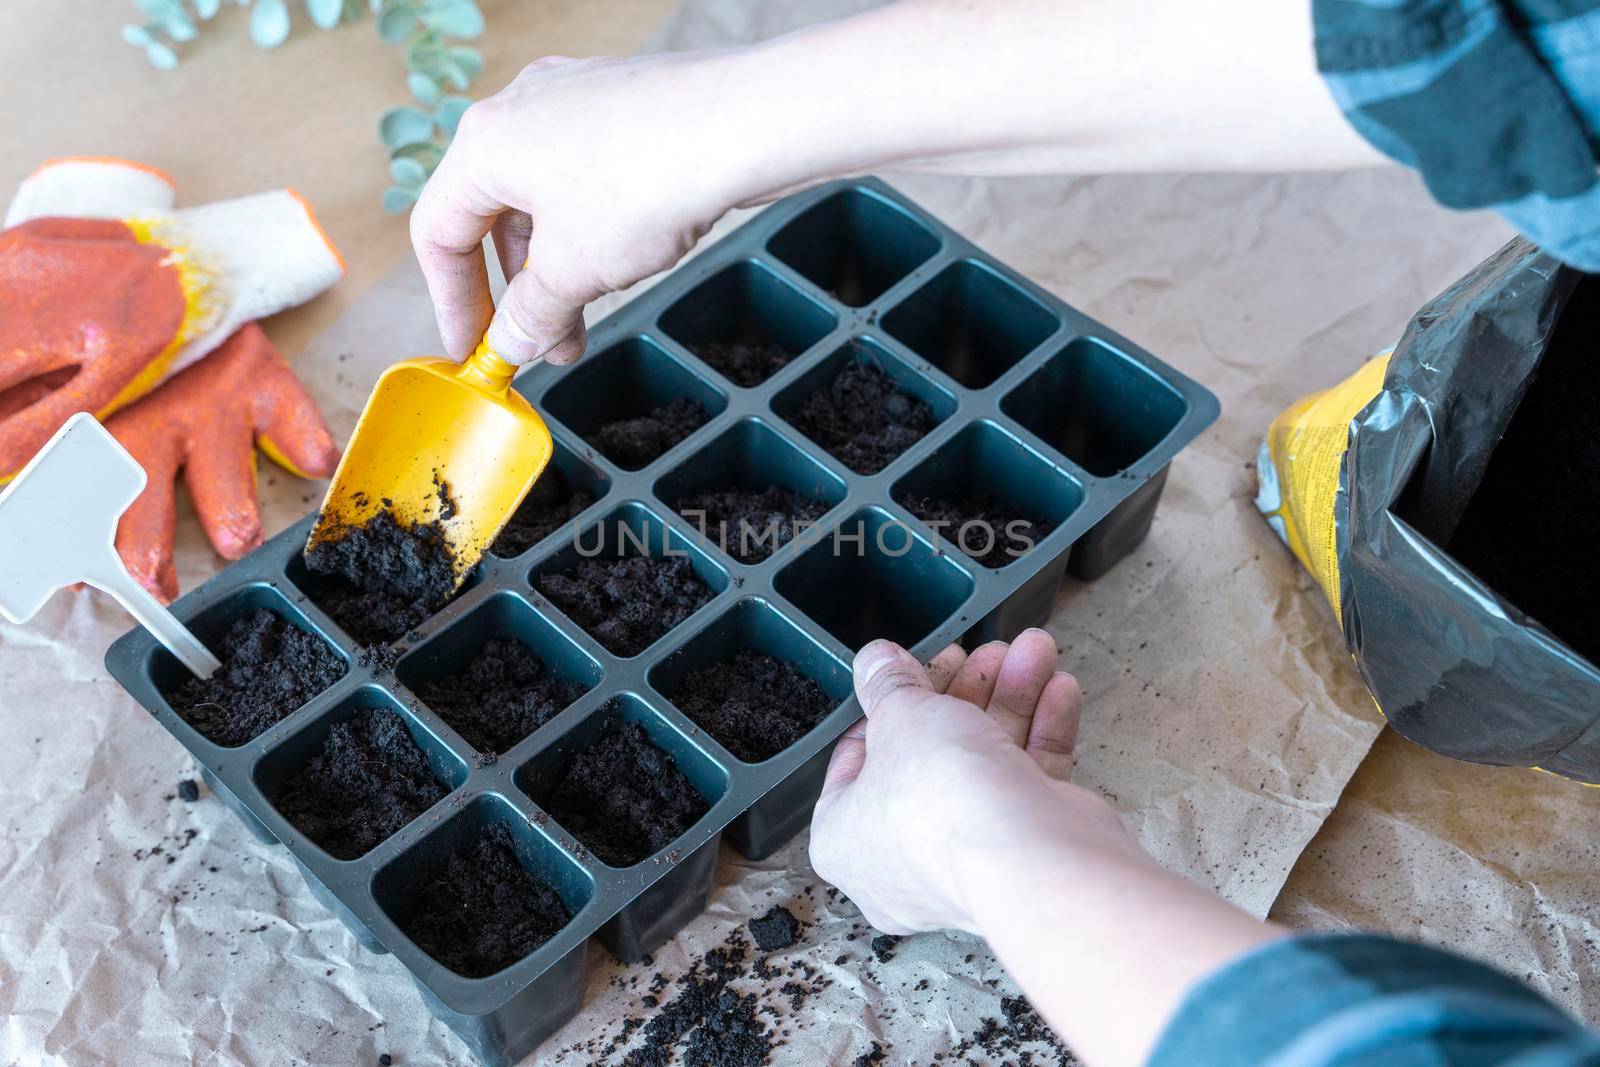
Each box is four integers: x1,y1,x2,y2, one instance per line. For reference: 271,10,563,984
106,178,1219,1066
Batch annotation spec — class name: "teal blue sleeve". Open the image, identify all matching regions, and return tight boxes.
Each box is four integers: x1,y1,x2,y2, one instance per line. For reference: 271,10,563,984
1148,933,1600,1067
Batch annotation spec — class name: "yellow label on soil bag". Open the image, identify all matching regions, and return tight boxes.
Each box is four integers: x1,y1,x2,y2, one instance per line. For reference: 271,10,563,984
1254,353,1391,620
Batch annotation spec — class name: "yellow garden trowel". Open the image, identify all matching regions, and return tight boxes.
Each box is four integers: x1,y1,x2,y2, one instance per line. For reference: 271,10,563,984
308,340,553,586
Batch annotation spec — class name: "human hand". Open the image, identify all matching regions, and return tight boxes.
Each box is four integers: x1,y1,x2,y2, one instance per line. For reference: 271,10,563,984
411,51,791,367
810,629,1141,937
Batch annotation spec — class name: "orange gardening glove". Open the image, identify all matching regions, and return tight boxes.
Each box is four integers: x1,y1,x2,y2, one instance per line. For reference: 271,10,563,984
105,322,339,602
0,216,190,475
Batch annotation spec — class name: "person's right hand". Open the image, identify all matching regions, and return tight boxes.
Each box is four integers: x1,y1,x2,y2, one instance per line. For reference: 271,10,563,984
410,51,776,368
809,630,1143,937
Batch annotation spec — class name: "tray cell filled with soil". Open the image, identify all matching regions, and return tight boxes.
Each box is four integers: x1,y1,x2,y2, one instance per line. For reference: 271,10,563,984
882,258,1059,388
542,337,726,470
773,337,956,474
373,794,591,979
655,417,846,564
659,260,837,387
775,505,974,651
530,502,726,658
156,585,348,749
1002,336,1189,477
397,592,601,758
651,598,850,764
766,186,941,307
892,420,1081,569
255,688,467,859
516,693,726,960
488,438,610,559
291,504,475,648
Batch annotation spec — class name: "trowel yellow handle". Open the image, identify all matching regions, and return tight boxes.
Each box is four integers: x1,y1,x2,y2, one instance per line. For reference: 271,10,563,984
454,339,518,395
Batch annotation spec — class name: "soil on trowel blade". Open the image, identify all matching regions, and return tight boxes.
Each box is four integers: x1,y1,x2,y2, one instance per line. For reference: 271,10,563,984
901,490,1056,569
670,650,836,764
490,468,596,558
304,505,460,647
674,485,830,564
1449,278,1600,665
787,354,935,474
166,609,346,747
693,335,794,387
273,707,448,859
542,719,708,868
415,637,587,756
399,822,571,978
537,555,713,657
588,397,709,469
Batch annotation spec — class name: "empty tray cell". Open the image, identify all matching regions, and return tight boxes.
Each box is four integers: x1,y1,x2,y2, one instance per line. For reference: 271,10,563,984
373,793,592,979
490,437,611,559
1002,337,1188,476
773,337,957,475
255,686,467,859
517,693,727,868
766,187,940,306
882,260,1059,388
659,260,838,386
531,502,728,658
398,592,601,757
651,598,851,764
542,336,726,470
892,420,1083,569
655,418,847,564
774,506,974,650
154,583,348,749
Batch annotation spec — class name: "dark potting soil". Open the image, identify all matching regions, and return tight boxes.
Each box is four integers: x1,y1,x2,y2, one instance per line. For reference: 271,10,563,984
693,336,793,388
175,778,200,802
303,509,459,647
674,486,830,564
901,491,1056,569
747,906,801,952
414,637,586,755
670,650,835,763
399,822,571,978
1449,279,1600,666
537,554,713,657
787,356,935,474
272,708,448,859
543,719,708,868
588,397,709,469
166,609,346,747
618,932,774,1067
490,468,596,558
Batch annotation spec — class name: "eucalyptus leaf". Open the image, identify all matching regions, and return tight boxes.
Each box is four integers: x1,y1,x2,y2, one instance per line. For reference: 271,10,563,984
434,95,471,135
446,45,481,78
389,141,444,167
421,0,482,38
194,0,222,17
406,36,446,74
135,0,180,17
249,0,291,47
122,23,155,46
383,185,420,213
376,2,416,42
378,105,434,147
407,70,440,106
306,0,343,29
162,9,197,41
389,156,428,186
146,41,179,68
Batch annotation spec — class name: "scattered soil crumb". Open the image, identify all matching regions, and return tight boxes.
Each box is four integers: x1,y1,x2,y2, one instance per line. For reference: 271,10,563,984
671,651,835,763
166,609,345,747
415,637,586,756
538,555,712,657
542,719,708,868
175,779,200,802
870,934,900,963
273,708,447,859
748,907,801,952
399,823,571,978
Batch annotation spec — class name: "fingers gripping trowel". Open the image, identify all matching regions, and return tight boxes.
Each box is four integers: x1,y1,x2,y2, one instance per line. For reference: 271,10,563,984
307,341,553,585
0,413,220,678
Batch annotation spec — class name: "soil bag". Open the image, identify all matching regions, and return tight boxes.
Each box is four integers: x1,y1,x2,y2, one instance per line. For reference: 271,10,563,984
1255,239,1599,784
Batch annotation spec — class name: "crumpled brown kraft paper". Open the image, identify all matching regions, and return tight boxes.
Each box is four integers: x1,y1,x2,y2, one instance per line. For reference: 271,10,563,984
5,0,1593,1063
